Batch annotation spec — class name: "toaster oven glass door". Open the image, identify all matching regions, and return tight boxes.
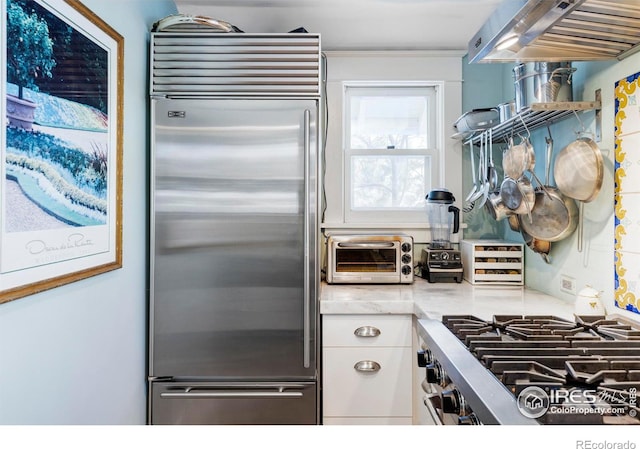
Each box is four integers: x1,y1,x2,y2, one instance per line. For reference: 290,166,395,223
335,247,397,273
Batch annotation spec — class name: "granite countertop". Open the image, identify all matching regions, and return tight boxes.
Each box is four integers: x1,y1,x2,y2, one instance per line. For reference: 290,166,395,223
320,278,575,321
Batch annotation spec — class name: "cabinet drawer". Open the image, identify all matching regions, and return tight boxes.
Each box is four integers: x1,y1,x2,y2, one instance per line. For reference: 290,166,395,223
323,417,412,425
322,346,412,417
322,314,412,347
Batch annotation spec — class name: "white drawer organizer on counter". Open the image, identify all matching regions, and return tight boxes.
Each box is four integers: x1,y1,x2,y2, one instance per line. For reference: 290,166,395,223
461,239,524,286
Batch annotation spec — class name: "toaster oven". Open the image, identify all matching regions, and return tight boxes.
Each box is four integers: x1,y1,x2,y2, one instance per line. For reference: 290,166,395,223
326,234,414,284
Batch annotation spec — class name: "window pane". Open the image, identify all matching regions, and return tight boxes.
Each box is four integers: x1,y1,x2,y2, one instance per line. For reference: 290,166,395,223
349,95,429,149
351,155,430,209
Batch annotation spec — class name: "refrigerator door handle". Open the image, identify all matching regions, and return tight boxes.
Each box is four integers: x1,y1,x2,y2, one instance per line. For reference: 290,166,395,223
303,108,311,369
160,391,304,399
159,384,308,399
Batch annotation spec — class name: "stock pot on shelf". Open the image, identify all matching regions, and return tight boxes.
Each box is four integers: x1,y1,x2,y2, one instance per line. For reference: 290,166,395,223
513,62,575,112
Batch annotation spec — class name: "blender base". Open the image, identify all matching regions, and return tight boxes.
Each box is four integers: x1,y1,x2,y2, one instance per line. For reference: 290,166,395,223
421,269,463,283
420,248,463,283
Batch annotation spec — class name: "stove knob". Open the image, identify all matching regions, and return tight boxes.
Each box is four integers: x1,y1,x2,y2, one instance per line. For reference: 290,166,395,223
441,388,464,415
416,349,433,367
458,413,480,425
401,265,412,275
401,242,412,253
425,361,445,385
402,254,412,264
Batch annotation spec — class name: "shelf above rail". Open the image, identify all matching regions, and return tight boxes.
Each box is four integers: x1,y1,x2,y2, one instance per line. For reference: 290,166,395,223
457,100,601,146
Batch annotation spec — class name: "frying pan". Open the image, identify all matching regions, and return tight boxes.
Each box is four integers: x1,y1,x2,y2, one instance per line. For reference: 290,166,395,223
519,129,579,243
554,134,604,252
554,135,603,202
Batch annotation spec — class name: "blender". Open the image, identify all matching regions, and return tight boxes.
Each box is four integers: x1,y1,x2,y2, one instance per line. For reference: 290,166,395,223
421,188,463,283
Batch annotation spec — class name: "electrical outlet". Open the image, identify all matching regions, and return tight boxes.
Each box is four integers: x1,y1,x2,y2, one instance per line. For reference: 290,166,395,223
560,274,576,294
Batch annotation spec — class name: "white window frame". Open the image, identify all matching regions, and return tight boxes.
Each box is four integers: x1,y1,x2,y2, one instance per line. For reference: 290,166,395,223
342,81,443,224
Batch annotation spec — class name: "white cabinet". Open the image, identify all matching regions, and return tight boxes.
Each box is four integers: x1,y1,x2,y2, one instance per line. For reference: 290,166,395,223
322,314,413,425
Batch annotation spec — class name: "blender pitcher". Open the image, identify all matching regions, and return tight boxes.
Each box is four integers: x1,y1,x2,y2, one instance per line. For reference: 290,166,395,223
426,189,460,249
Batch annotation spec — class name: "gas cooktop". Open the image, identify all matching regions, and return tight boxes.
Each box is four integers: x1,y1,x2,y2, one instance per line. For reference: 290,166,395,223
417,314,640,425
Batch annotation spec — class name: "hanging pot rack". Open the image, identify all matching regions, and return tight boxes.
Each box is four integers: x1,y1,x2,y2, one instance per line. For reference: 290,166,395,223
461,100,601,146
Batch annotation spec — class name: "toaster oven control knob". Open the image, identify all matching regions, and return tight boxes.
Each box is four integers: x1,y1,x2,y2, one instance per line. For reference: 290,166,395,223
441,388,465,415
402,265,412,275
401,242,412,253
402,254,412,264
425,361,445,385
458,413,480,425
416,349,433,367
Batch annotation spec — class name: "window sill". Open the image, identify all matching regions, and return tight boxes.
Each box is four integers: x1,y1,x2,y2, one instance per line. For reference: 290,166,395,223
321,222,468,245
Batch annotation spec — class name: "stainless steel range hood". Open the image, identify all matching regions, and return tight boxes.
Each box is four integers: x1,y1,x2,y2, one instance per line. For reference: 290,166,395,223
468,0,640,63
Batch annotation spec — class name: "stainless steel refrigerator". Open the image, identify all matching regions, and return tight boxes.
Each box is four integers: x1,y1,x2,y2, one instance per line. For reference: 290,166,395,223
148,32,321,425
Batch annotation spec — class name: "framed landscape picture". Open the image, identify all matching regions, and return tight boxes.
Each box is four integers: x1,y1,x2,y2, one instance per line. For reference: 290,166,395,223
1,0,123,304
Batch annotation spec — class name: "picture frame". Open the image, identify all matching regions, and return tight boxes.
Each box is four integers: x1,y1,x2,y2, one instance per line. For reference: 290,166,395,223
1,0,123,304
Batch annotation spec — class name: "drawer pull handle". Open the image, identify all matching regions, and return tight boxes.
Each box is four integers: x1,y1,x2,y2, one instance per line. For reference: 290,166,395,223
354,326,381,337
354,360,381,372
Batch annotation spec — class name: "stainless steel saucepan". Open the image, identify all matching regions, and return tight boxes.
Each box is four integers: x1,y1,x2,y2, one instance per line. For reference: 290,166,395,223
500,175,535,221
485,190,512,221
503,135,535,180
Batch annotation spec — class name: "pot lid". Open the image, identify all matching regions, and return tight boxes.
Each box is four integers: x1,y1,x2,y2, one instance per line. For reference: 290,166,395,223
577,285,600,298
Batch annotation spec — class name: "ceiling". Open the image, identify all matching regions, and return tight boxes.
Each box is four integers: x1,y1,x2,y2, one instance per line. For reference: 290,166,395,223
173,0,503,52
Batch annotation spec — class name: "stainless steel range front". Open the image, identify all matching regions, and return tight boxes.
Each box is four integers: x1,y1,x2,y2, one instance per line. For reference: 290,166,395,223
416,315,640,425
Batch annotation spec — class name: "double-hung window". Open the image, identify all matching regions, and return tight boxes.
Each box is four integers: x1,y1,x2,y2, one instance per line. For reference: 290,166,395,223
343,83,441,224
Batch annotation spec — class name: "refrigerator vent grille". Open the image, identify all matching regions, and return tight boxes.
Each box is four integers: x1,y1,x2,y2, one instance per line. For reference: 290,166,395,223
151,33,321,96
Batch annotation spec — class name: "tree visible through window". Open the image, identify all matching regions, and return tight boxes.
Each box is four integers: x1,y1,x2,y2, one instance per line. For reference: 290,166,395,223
344,84,440,222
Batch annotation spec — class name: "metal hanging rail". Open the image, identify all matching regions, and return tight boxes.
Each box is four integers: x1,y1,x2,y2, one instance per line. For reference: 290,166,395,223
463,100,601,145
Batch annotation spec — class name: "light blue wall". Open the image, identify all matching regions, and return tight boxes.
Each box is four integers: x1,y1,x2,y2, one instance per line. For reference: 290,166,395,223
461,55,510,113
460,56,512,239
462,51,640,322
514,54,640,322
0,0,177,424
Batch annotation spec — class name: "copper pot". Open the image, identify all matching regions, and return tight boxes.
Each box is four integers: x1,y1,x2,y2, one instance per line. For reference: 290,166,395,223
519,216,551,264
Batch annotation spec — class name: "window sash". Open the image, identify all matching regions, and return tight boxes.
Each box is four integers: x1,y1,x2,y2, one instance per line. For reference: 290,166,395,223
343,83,441,223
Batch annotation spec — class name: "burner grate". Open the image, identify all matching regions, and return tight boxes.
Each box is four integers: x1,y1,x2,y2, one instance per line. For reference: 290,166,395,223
437,314,640,425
